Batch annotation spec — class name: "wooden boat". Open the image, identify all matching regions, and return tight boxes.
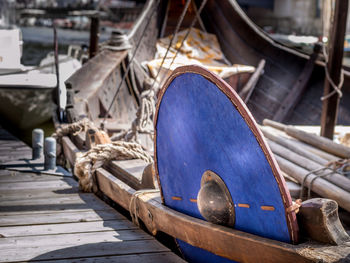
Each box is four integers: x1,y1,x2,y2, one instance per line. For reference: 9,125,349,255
57,0,350,262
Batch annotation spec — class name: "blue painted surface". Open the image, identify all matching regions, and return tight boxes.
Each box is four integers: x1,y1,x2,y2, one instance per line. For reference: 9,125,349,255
177,240,235,263
156,73,291,261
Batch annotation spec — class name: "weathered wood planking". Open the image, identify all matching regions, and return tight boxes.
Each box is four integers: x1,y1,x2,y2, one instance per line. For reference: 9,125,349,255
273,45,321,122
0,172,70,183
0,178,78,191
0,209,122,226
0,220,137,237
104,159,149,190
0,188,81,201
0,128,185,263
27,253,184,263
95,167,350,262
95,168,309,262
0,125,31,163
0,230,152,248
0,240,172,262
0,194,112,212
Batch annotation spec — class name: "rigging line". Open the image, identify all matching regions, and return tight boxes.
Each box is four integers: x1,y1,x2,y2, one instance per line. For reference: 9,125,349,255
192,0,207,32
102,0,160,125
159,0,208,86
321,43,344,100
149,0,192,91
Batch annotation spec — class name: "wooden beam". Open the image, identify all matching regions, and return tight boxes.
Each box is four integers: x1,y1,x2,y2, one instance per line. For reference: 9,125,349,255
263,119,350,158
260,126,329,165
62,136,80,167
238,59,265,103
267,140,350,193
95,167,350,263
95,168,309,263
274,155,350,212
320,0,348,139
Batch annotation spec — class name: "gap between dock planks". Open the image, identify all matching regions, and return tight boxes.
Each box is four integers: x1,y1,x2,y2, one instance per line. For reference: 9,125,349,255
0,127,185,263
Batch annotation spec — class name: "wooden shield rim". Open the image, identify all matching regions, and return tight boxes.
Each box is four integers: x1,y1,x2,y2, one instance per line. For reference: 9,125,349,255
153,65,299,244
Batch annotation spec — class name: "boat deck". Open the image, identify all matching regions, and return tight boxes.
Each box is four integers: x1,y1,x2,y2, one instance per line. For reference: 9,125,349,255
0,126,184,263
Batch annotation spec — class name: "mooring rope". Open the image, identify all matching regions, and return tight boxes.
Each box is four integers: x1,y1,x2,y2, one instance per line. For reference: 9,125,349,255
74,141,153,192
129,189,160,227
52,118,92,139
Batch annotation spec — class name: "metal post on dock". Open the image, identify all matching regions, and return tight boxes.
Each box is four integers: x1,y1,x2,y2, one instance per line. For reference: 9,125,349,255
44,137,56,170
32,129,44,160
89,14,100,58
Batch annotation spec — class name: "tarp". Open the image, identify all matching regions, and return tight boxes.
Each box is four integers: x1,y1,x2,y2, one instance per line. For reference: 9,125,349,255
147,28,255,84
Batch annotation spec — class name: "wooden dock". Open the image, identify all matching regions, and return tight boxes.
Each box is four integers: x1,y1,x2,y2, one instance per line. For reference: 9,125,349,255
0,126,185,263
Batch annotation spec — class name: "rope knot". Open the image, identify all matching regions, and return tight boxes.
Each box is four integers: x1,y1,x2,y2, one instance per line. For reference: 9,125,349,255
287,199,302,214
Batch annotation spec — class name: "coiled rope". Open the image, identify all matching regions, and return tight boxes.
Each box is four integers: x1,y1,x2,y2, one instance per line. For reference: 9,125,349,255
74,141,153,192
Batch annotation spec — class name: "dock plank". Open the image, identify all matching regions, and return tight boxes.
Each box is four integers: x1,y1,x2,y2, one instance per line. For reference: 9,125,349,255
0,172,71,183
0,126,185,263
0,178,78,190
0,194,113,212
0,126,31,163
0,240,171,262
28,253,184,263
0,230,152,248
0,220,137,237
0,209,123,226
0,189,81,201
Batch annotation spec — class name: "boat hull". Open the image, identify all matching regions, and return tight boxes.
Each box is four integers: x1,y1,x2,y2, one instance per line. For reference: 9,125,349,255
0,87,54,130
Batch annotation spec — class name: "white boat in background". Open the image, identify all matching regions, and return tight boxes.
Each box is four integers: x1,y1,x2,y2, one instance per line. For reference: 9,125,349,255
0,28,82,130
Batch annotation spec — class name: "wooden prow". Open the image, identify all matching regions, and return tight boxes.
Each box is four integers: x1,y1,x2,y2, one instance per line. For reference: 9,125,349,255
298,198,350,245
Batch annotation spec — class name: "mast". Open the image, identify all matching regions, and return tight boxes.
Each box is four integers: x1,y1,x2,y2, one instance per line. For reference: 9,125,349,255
320,0,348,139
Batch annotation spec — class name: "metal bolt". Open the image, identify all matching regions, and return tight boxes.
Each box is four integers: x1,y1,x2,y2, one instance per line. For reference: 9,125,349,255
32,129,43,160
44,137,56,170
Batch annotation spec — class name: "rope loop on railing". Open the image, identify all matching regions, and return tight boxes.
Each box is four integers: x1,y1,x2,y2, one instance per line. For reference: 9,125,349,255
74,141,153,192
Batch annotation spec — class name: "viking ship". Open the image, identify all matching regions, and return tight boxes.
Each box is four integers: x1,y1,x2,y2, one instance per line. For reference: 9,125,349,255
56,0,350,262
